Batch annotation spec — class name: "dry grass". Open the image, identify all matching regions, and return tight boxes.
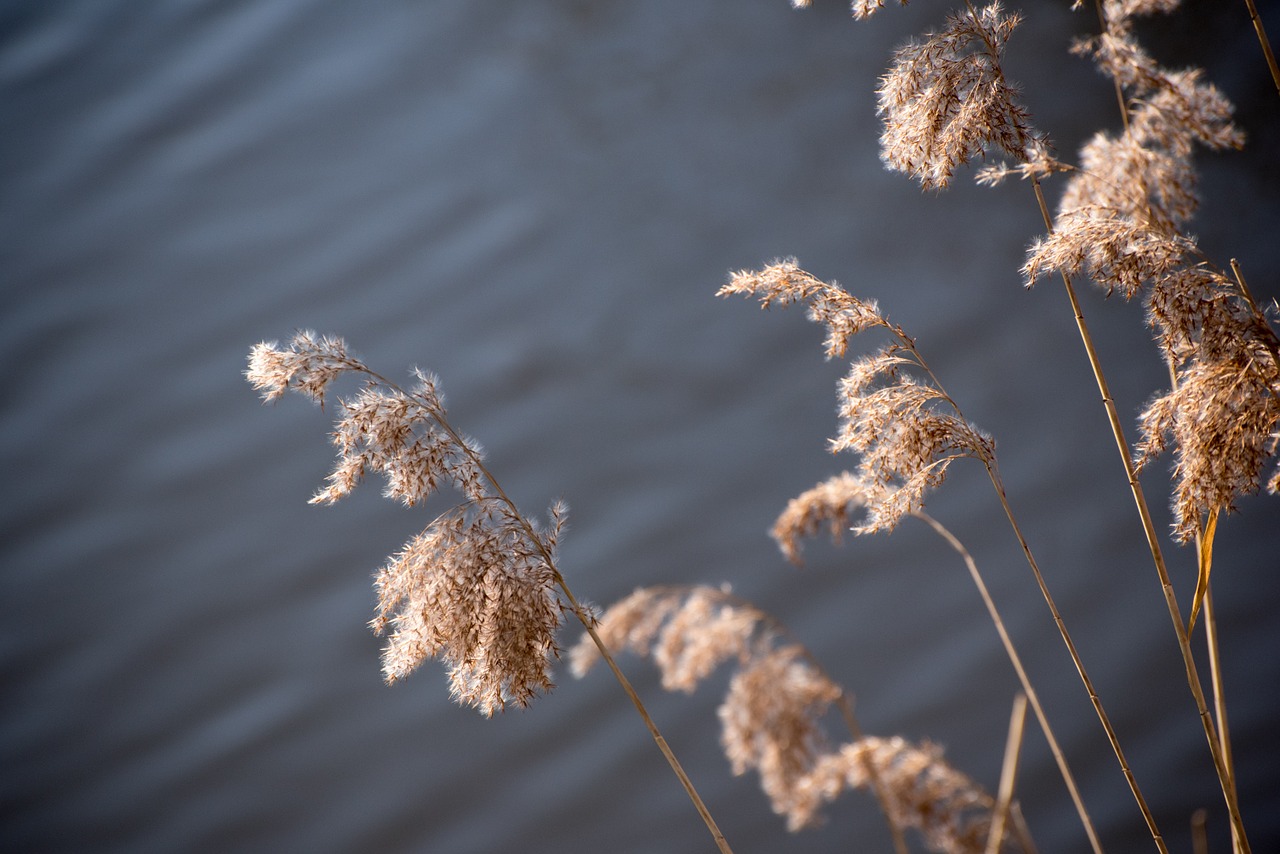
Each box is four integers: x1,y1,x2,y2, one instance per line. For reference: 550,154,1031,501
246,1,1277,851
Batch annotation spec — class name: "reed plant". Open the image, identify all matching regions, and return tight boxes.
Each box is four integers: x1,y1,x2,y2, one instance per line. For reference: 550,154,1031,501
246,1,1276,851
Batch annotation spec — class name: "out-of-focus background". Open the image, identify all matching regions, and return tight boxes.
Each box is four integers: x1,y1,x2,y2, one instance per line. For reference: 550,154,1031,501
3,1,1277,852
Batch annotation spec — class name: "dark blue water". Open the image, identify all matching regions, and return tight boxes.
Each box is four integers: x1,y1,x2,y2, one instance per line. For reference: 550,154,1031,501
3,2,1277,852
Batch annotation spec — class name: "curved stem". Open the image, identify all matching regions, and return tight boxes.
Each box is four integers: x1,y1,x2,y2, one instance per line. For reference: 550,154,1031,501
982,464,1166,851
1093,0,1131,131
890,291,1162,850
833,695,913,854
555,582,734,854
1203,585,1241,854
912,511,1106,854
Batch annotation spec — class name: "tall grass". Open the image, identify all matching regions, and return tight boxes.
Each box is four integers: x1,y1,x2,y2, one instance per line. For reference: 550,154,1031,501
247,2,1276,851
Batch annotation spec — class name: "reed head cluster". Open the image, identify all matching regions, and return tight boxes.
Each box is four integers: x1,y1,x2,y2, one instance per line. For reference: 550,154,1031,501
876,2,1040,190
247,332,567,715
1018,0,1279,542
793,736,994,853
572,585,994,850
720,260,994,535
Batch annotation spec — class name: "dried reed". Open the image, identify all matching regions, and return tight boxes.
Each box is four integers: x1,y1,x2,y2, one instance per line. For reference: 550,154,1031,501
246,333,734,854
750,0,1277,849
244,2,1276,850
724,263,1110,853
572,584,1020,854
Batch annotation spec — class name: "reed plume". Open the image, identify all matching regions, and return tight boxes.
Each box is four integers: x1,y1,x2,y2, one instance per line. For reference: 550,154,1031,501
247,332,736,852
726,261,1114,851
1020,0,1280,548
572,584,1006,853
774,0,1277,847
720,259,994,535
794,737,994,854
247,331,565,714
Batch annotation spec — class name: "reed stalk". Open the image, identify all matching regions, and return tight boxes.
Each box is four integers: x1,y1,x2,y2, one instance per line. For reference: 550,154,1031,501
248,341,734,854
1202,586,1241,854
1243,0,1280,97
913,512,1106,854
986,692,1028,854
897,320,1153,853
1027,178,1252,852
360,368,736,854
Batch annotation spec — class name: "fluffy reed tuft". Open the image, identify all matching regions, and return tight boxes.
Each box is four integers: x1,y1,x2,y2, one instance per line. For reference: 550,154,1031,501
573,585,998,850
875,2,1040,189
792,737,994,852
247,331,566,715
1017,0,1280,543
721,259,993,534
571,585,840,827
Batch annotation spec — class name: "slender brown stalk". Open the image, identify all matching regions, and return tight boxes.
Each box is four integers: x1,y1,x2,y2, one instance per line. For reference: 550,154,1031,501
742,598,909,854
565,589,734,854
1028,177,1251,852
1230,259,1280,370
574,583,912,850
1192,809,1210,854
253,343,734,854
986,693,1028,854
982,464,1166,851
1203,585,1242,854
833,695,912,854
1243,0,1280,97
892,323,1147,852
1093,0,1130,131
913,511,1106,854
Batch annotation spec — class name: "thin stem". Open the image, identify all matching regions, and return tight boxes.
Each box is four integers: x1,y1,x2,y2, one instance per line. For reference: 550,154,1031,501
1243,0,1280,98
556,583,734,854
912,511,1105,854
1192,809,1210,854
890,332,1137,851
986,466,1169,850
647,585,910,854
1203,585,1241,854
1094,0,1131,131
364,367,734,854
1029,177,1251,852
986,692,1029,854
1230,259,1280,372
834,695,913,854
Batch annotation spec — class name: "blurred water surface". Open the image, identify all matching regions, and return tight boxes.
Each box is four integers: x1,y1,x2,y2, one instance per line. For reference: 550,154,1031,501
2,1,1278,852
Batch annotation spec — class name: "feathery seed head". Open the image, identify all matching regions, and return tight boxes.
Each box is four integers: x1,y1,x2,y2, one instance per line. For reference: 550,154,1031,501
792,736,994,850
876,3,1038,190
248,335,568,715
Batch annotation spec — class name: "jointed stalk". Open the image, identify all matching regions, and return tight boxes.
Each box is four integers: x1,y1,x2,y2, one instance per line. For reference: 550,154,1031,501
832,695,911,854
560,585,735,854
898,332,1146,853
1202,587,1241,854
1029,177,1251,853
981,462,1165,852
1243,0,1280,98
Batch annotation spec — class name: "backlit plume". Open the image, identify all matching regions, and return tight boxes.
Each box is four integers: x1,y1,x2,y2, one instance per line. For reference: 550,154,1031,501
573,585,997,849
721,260,993,534
876,3,1037,190
247,332,567,715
